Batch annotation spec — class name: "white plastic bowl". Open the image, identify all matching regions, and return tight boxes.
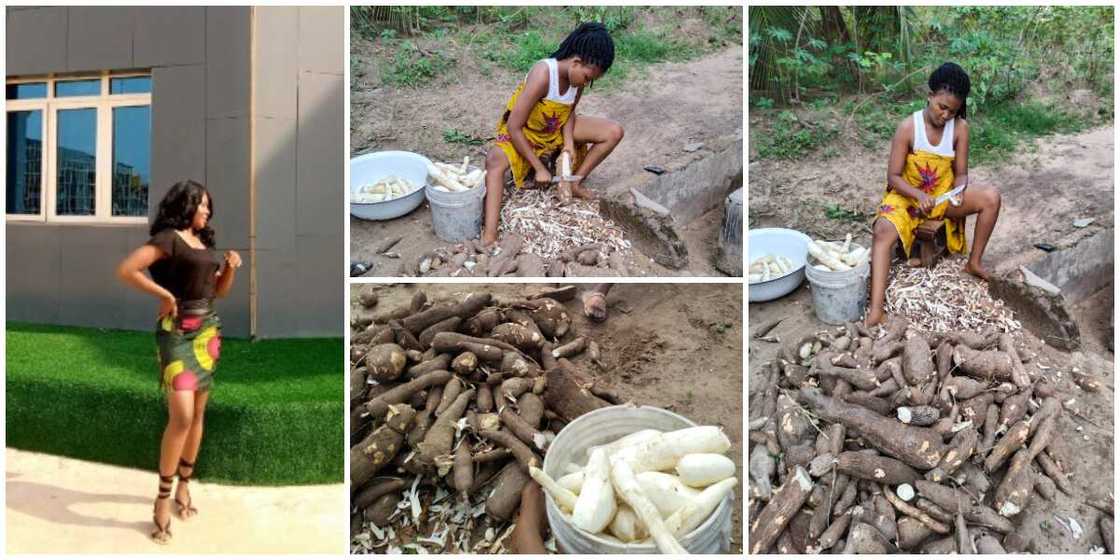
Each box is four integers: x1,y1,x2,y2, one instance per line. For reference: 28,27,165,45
350,151,431,221
748,228,812,302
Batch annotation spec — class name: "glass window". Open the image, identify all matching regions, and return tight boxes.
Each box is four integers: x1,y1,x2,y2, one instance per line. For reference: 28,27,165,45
55,108,98,216
111,106,151,217
55,79,101,97
6,82,47,99
110,76,152,95
6,110,43,215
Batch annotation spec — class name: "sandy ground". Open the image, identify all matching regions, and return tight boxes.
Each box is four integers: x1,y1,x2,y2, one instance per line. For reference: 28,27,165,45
350,45,743,277
6,448,346,554
747,126,1114,552
351,282,744,552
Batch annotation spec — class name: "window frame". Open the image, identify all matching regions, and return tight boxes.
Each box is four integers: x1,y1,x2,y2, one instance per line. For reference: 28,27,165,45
6,72,152,225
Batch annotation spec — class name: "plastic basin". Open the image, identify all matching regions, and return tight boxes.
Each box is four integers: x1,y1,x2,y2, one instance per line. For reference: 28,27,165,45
350,151,430,221
748,228,812,302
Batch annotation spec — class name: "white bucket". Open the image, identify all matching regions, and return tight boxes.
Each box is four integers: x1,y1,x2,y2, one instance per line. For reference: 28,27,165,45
542,405,734,554
425,168,485,242
804,247,870,325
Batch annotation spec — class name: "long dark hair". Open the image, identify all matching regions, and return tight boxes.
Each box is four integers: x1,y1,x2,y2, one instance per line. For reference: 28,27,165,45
150,180,215,248
929,62,971,119
551,22,615,73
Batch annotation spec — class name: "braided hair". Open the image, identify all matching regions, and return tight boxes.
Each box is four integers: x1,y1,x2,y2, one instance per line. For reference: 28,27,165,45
550,22,615,74
928,62,971,119
150,180,216,248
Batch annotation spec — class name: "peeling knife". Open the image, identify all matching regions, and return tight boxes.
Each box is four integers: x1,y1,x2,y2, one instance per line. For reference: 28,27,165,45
934,180,968,206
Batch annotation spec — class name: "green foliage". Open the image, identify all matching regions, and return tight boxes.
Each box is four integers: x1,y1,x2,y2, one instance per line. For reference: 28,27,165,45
6,323,343,485
825,203,871,223
383,42,452,87
970,101,1090,163
757,110,838,160
482,31,554,73
443,128,487,146
572,6,635,32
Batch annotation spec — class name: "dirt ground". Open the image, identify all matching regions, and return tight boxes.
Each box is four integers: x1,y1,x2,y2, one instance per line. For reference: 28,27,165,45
350,44,743,277
747,127,1114,552
351,282,744,552
5,448,346,554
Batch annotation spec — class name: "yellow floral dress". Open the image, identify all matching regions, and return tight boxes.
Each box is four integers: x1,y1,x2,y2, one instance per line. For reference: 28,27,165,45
876,112,967,257
495,59,588,188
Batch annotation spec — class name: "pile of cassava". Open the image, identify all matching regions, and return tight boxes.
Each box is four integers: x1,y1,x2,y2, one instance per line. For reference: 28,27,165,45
410,234,630,278
350,286,626,553
748,316,1113,554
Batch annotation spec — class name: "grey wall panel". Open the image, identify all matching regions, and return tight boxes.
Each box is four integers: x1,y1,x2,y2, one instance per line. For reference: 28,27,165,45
253,117,297,251
205,117,252,250
66,7,135,73
6,7,68,75
215,267,251,338
5,225,62,324
150,65,207,221
298,7,344,75
252,249,300,337
133,7,205,68
205,7,251,119
252,7,299,120
56,226,139,329
295,233,343,337
295,72,344,238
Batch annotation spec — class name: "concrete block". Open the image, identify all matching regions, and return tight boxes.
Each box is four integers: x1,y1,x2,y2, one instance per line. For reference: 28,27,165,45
6,8,67,75
5,224,62,324
627,135,743,224
252,7,299,119
600,195,688,269
295,72,344,238
253,116,297,251
205,6,251,119
298,7,344,75
205,117,251,248
66,7,134,72
133,7,205,67
150,65,206,220
1025,230,1114,303
989,274,1080,351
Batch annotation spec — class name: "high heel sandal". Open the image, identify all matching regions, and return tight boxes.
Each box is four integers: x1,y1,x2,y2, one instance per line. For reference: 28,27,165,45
151,473,174,544
175,458,199,520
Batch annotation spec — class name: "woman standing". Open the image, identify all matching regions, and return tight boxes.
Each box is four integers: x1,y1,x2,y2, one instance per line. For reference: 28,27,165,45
117,180,242,544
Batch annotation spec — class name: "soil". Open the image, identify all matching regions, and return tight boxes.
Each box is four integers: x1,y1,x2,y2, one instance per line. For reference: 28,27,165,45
350,42,743,277
747,126,1114,553
5,448,345,554
350,282,744,552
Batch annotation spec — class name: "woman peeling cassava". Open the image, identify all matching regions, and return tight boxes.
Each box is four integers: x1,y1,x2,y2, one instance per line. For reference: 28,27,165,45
865,62,1003,327
117,180,242,544
482,22,625,244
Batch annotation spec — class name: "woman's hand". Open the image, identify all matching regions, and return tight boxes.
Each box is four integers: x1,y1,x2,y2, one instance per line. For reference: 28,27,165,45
917,192,935,215
159,293,177,319
224,250,243,269
533,167,553,188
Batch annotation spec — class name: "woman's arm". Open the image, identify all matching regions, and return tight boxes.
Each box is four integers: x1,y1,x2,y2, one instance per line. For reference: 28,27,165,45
886,118,934,213
562,89,583,156
117,245,176,317
214,250,242,299
952,118,970,187
507,63,552,182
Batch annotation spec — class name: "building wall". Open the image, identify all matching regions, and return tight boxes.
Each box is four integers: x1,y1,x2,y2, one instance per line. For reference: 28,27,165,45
6,7,252,335
251,7,344,338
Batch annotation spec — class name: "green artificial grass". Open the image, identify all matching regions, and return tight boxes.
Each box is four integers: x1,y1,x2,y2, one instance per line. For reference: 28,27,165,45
6,322,343,485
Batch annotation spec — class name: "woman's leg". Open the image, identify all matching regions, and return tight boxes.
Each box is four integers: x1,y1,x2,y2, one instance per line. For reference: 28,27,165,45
865,218,900,327
482,146,512,245
175,389,210,519
945,184,1001,280
569,115,625,199
155,391,195,536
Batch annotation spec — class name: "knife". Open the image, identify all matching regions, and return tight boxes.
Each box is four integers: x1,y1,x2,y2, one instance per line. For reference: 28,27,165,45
934,180,968,206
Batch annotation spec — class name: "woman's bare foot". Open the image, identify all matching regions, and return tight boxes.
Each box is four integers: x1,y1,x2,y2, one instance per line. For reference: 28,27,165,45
481,231,498,246
571,181,595,200
864,308,886,328
175,480,197,520
582,291,608,323
152,496,172,544
963,260,990,281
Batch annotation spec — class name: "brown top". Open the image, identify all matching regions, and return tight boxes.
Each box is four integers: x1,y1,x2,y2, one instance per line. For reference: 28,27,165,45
146,229,221,302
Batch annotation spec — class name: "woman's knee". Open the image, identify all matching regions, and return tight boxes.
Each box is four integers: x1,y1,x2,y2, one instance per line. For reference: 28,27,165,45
485,147,508,172
606,121,624,144
168,408,194,433
981,184,1001,209
872,218,897,241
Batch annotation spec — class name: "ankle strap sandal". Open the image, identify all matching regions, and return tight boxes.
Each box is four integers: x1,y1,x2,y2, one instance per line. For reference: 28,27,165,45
175,458,198,519
151,472,175,544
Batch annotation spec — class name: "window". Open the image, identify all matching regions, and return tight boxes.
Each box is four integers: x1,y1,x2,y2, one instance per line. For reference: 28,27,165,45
6,73,151,223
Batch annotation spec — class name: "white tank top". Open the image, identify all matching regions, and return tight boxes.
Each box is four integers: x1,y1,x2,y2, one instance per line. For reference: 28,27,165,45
912,110,955,157
526,58,578,105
